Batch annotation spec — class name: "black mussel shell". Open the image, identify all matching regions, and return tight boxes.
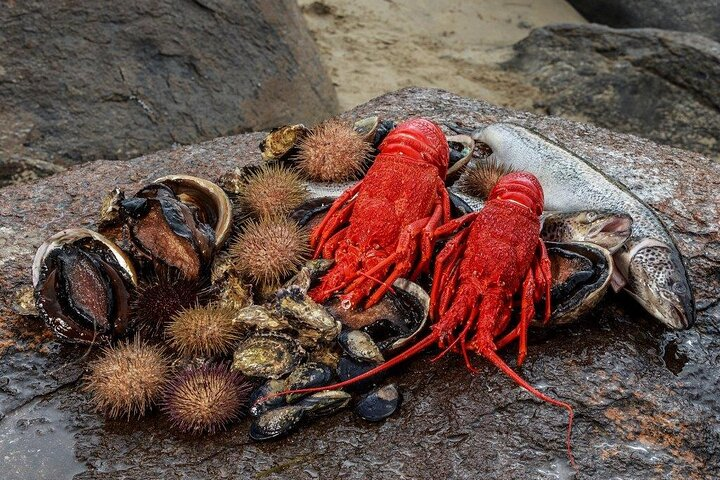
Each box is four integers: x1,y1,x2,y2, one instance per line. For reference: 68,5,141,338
249,379,287,417
284,362,334,403
337,329,385,364
336,355,385,393
355,383,401,422
249,405,305,441
297,391,352,419
445,135,474,186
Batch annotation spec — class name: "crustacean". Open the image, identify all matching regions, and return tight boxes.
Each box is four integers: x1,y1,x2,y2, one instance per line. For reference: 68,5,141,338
307,117,452,309
268,171,575,463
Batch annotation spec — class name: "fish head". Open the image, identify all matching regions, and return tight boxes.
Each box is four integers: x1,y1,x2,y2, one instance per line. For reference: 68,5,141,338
626,242,695,329
543,211,633,253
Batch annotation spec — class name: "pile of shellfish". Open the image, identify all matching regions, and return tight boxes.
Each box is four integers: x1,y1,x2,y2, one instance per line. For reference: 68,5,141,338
29,116,626,438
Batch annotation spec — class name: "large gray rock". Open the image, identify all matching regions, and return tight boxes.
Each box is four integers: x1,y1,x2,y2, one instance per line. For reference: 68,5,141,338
568,0,720,42
506,23,720,161
1,88,719,478
0,0,338,187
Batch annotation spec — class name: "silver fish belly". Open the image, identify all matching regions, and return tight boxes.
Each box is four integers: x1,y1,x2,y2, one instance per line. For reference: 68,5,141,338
475,123,695,329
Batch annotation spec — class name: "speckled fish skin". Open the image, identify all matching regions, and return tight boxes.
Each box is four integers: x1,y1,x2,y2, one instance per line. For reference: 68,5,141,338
475,122,695,330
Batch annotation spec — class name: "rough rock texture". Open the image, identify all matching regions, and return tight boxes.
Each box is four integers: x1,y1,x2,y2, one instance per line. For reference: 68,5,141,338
0,0,338,187
505,23,720,161
568,0,720,42
1,88,719,479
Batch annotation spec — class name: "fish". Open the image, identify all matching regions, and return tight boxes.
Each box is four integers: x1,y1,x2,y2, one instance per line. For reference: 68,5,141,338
472,123,695,329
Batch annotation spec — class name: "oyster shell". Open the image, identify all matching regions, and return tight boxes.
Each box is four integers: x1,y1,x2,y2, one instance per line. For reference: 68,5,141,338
232,333,305,379
259,124,310,162
32,228,137,343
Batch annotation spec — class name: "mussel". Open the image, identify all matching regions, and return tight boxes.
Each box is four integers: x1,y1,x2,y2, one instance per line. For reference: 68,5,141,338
32,228,137,343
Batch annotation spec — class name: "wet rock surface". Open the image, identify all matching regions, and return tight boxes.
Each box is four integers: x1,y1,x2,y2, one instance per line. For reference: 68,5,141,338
1,87,719,478
506,24,720,161
567,0,720,42
0,0,338,188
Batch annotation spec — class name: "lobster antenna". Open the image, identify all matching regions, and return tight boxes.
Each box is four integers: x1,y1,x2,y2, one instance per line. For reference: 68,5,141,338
255,333,439,402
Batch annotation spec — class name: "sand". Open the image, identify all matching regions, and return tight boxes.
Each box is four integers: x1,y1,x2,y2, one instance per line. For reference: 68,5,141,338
298,0,586,112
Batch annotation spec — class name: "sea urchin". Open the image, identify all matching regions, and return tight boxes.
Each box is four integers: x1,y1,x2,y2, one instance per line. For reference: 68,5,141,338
130,275,202,338
458,156,514,200
168,304,241,358
238,164,307,219
296,119,371,182
162,364,252,434
229,217,309,286
85,338,170,419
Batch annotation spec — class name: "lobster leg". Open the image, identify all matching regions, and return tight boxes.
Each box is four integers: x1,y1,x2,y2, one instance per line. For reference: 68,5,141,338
430,228,470,319
313,201,355,257
363,216,432,308
432,211,479,239
410,195,447,280
321,227,349,258
494,269,535,366
310,182,362,251
537,239,553,324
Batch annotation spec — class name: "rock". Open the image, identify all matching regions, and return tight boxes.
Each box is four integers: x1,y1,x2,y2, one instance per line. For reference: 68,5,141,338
0,0,338,188
567,0,720,42
1,87,719,478
505,24,720,161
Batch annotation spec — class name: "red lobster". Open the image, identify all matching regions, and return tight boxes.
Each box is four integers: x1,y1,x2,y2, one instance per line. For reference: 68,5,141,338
308,117,451,309
274,172,575,464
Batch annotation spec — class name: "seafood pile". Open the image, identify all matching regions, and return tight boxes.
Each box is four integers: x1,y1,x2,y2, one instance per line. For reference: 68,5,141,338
28,114,694,459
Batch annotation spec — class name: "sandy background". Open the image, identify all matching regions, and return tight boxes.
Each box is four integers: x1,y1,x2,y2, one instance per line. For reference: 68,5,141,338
298,0,586,111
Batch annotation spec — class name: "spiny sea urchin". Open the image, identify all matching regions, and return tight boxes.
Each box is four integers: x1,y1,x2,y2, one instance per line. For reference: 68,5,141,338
229,217,309,286
130,275,202,338
296,119,371,182
162,364,252,434
167,304,241,358
85,338,170,419
238,164,307,219
458,156,515,200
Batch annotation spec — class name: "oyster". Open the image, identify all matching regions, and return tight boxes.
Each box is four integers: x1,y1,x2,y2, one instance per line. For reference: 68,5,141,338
232,333,305,379
337,330,385,364
274,286,342,343
259,124,310,162
543,241,613,325
32,228,137,343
